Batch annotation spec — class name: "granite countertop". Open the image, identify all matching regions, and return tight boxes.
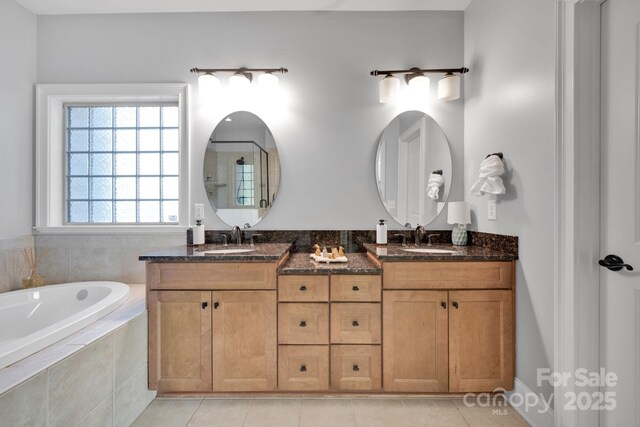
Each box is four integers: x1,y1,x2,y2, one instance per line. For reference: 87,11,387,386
138,243,292,262
363,243,518,261
278,253,382,275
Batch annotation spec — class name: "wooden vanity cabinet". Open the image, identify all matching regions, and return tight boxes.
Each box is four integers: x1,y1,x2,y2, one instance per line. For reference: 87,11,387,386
147,262,278,393
382,261,515,393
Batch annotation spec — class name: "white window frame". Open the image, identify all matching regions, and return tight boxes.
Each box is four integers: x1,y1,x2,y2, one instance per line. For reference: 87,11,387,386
35,83,190,234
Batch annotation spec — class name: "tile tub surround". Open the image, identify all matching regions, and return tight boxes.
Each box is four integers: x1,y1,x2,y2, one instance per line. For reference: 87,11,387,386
0,235,35,294
35,233,185,285
132,397,530,427
0,284,155,427
278,253,382,275
363,243,518,262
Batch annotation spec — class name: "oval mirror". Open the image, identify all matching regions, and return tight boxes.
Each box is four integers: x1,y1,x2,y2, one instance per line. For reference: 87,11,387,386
375,111,452,228
204,111,280,227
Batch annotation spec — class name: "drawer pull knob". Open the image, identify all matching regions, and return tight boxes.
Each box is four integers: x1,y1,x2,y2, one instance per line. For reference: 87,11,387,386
213,302,219,309
300,364,307,372
300,285,307,291
300,321,307,327
352,320,359,327
201,302,208,309
441,301,447,309
452,301,459,309
353,365,360,372
352,286,360,291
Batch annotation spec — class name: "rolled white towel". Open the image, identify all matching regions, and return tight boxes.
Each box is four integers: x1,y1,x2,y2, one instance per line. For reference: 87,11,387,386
470,154,506,196
426,173,444,200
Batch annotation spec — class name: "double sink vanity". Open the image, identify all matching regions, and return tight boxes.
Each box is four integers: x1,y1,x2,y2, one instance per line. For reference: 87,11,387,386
140,238,516,396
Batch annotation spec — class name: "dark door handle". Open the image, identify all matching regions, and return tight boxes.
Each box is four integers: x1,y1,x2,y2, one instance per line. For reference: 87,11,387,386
202,302,208,309
300,364,307,372
452,301,459,309
353,365,360,372
352,286,360,291
599,254,634,271
213,302,219,309
441,301,447,309
299,321,307,327
300,285,307,291
352,320,359,327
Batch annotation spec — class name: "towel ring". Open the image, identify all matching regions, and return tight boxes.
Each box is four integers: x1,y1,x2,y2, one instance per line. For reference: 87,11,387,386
485,152,504,159
431,170,443,175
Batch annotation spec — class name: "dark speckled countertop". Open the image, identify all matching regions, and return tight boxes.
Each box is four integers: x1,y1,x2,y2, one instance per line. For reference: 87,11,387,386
138,243,292,262
363,243,517,262
278,253,382,275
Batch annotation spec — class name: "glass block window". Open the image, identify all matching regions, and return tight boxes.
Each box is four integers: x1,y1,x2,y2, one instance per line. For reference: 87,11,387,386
235,163,254,206
65,105,180,224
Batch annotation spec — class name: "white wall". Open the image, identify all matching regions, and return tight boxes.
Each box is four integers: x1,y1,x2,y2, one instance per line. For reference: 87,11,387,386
0,0,36,239
35,11,465,231
464,0,556,403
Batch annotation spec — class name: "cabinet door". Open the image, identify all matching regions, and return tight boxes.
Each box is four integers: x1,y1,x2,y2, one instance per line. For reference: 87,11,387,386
211,291,277,391
382,291,449,392
449,290,514,392
148,290,212,392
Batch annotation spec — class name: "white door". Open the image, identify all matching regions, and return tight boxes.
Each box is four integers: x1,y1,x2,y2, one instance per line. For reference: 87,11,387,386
398,119,426,226
600,0,640,425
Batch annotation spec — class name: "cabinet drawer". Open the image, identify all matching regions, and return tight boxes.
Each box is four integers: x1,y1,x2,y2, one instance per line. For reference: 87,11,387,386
147,262,277,290
330,275,381,302
331,345,381,391
383,262,514,290
279,275,329,302
278,345,329,391
278,303,329,344
330,303,381,344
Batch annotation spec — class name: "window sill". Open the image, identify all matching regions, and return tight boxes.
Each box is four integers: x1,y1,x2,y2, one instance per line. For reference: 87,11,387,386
33,225,190,235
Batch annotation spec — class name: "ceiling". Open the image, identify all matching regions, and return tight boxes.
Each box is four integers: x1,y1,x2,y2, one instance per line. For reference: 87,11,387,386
15,0,472,15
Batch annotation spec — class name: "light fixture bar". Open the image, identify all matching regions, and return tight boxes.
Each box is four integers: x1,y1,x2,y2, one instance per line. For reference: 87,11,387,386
191,67,288,74
370,67,468,77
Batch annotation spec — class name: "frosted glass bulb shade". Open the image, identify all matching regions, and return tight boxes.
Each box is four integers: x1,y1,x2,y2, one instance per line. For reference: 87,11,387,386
447,201,471,225
229,73,251,90
438,74,461,101
258,72,279,89
198,73,220,98
379,75,400,103
408,74,430,93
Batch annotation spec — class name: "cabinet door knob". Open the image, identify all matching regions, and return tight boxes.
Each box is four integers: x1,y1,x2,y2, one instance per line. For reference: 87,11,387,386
441,301,447,309
352,320,359,327
300,364,307,372
452,301,459,309
299,321,307,327
213,302,220,309
353,365,360,372
300,285,307,291
352,286,360,291
202,302,208,309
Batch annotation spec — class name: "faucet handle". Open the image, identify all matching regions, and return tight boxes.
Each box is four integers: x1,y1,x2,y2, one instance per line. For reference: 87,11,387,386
248,233,263,247
393,234,407,246
427,234,439,246
214,233,229,247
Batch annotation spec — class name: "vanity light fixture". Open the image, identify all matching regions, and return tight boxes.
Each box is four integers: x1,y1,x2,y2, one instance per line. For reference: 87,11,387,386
190,67,288,96
370,67,469,103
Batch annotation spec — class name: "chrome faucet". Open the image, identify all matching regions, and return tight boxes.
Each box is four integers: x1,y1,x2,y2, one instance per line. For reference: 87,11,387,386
231,226,242,245
393,234,407,246
415,225,425,246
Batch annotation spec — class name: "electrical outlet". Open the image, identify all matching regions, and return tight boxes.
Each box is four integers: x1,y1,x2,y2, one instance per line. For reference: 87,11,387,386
194,204,205,221
487,201,497,221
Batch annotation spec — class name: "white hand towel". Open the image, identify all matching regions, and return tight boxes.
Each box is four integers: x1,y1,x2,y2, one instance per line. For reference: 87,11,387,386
470,154,506,196
426,173,444,200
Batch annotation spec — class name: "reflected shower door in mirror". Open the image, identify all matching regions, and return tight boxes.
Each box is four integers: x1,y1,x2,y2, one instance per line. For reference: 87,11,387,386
203,111,280,227
375,111,452,228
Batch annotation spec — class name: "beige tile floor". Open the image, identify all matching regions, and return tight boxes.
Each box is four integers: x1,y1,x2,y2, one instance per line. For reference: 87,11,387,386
132,397,530,427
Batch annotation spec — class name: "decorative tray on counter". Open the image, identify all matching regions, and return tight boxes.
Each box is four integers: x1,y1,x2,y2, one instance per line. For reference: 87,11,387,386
309,253,348,263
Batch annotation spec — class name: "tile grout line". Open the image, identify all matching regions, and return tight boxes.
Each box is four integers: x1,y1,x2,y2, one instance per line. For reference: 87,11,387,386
184,398,205,427
453,399,472,427
241,398,254,427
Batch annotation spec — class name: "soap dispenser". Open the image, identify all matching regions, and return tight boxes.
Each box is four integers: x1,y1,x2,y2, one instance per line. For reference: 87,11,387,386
376,219,388,245
193,204,205,245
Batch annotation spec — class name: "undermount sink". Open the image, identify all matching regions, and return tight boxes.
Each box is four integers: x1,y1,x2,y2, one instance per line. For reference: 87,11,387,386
402,248,458,254
201,248,255,255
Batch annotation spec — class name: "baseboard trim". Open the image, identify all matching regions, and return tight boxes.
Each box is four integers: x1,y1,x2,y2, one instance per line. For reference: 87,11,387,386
506,378,554,427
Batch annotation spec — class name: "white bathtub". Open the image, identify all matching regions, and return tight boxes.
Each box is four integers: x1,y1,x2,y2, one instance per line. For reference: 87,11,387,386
0,281,129,369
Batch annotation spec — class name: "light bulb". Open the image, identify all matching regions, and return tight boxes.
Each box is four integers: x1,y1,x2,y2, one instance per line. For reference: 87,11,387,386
438,74,461,101
229,73,251,90
258,72,279,90
379,75,400,103
198,73,220,100
408,74,430,94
